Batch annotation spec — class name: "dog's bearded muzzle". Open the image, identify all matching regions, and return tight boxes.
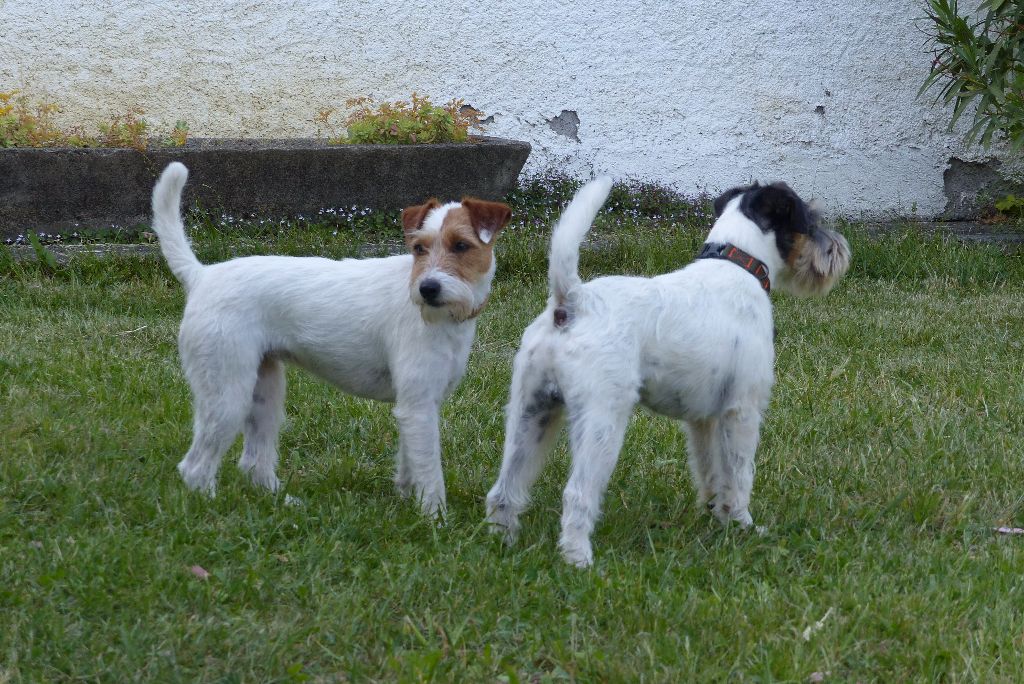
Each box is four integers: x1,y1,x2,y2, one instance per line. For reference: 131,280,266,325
410,271,479,323
780,227,852,297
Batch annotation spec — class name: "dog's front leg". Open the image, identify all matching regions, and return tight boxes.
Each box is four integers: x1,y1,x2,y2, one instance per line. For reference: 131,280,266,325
708,406,761,528
393,431,413,498
392,398,446,519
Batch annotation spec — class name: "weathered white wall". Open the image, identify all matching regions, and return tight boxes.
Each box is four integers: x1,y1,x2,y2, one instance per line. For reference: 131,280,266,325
0,0,1015,217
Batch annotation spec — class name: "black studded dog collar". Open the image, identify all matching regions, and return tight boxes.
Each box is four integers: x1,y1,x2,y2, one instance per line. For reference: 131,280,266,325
695,242,771,294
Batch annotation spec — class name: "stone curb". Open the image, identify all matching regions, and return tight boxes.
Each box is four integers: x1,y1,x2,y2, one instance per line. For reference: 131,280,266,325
0,136,531,239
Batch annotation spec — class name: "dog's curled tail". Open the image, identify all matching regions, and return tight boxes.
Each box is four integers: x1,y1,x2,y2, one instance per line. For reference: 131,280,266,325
548,176,613,308
151,162,202,291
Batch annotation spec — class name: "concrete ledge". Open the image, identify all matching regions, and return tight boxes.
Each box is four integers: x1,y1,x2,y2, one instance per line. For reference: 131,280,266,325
0,136,531,238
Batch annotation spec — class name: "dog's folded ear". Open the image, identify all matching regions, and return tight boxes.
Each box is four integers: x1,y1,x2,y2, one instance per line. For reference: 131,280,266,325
402,199,441,234
461,198,512,245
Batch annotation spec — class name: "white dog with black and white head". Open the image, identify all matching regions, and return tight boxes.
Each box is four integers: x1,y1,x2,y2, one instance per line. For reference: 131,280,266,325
150,162,511,517
486,177,851,566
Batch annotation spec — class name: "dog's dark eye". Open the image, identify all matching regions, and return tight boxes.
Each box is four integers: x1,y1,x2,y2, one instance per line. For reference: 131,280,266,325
413,244,427,256
453,241,471,253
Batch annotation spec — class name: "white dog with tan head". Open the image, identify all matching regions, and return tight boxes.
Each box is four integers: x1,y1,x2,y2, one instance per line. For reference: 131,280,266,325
151,162,511,517
486,178,851,566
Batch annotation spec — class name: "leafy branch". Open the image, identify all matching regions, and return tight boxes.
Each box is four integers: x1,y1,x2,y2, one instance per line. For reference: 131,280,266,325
920,0,1024,152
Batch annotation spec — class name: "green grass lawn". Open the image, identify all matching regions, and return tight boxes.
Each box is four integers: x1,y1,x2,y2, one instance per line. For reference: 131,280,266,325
2,202,1024,682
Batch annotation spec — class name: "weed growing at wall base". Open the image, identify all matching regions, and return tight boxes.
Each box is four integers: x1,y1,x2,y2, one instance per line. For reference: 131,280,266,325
317,93,485,145
0,91,188,150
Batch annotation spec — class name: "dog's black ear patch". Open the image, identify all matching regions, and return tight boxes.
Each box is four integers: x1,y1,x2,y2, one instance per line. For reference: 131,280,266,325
740,182,815,261
740,183,811,234
713,183,759,218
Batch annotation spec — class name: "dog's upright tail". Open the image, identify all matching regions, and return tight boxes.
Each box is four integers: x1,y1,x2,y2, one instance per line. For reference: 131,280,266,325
151,162,202,291
548,176,613,310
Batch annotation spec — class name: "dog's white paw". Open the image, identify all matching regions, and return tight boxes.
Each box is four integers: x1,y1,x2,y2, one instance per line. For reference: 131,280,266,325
419,495,447,525
486,517,520,546
485,498,521,545
558,536,594,568
733,509,754,528
491,525,518,546
394,469,414,499
560,547,594,569
178,463,217,498
711,501,753,528
283,494,304,507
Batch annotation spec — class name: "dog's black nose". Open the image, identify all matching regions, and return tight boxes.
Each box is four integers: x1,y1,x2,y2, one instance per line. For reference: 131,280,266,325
419,279,442,304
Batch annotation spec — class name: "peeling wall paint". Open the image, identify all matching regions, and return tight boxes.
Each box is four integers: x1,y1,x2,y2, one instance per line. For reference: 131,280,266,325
0,0,1019,217
547,111,580,142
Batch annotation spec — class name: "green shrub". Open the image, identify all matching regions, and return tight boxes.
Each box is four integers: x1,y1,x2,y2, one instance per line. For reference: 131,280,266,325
319,93,484,145
920,0,1024,151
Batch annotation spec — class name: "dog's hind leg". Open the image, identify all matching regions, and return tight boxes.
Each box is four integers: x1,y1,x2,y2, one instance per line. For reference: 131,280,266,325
707,406,761,528
177,388,253,498
558,396,634,567
177,342,259,497
239,356,287,493
682,418,718,511
486,362,565,544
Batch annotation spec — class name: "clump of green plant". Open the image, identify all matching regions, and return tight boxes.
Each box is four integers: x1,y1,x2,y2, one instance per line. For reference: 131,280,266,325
0,91,66,147
920,0,1024,151
96,107,148,150
25,230,58,271
163,119,190,147
317,93,484,145
0,91,187,150
994,193,1024,214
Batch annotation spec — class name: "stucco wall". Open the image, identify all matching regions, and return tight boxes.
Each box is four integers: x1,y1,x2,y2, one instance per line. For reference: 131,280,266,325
0,0,1016,217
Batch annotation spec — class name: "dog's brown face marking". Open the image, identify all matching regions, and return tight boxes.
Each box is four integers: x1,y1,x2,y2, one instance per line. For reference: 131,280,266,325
786,232,810,269
402,198,512,290
780,226,851,297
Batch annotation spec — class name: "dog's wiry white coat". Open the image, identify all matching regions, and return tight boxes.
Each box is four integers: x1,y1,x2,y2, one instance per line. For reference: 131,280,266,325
151,162,501,516
486,178,851,567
